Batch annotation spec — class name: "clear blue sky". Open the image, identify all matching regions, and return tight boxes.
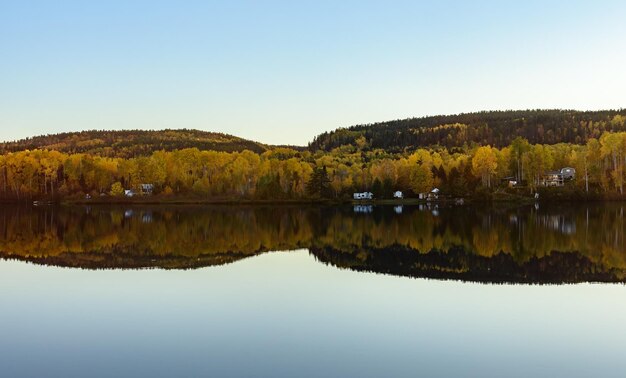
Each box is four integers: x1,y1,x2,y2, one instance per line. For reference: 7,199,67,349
1,0,625,146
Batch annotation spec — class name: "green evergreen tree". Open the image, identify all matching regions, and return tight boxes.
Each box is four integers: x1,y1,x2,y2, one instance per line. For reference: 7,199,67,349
382,177,394,199
371,178,383,198
306,167,331,198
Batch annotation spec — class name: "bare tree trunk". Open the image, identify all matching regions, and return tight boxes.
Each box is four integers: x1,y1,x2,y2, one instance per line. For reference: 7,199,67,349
585,158,589,193
619,153,624,194
613,153,619,193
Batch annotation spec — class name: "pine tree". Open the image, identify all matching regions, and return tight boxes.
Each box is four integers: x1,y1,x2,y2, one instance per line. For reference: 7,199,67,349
306,166,331,198
371,178,383,198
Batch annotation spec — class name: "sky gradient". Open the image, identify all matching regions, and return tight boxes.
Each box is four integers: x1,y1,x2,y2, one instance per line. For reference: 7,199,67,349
1,0,625,146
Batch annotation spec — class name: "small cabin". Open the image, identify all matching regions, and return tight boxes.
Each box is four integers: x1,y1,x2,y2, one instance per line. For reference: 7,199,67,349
140,184,154,195
353,192,373,200
393,191,403,199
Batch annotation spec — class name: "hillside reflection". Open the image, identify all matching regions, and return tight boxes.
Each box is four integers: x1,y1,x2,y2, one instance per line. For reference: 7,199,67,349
0,204,624,283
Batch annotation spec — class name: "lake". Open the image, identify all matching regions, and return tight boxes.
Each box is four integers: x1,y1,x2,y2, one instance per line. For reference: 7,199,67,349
0,203,625,377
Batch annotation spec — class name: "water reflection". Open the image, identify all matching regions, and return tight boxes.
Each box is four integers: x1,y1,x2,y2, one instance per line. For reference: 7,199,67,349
0,204,624,283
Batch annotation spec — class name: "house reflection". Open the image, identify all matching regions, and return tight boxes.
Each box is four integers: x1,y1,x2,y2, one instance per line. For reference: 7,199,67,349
536,214,576,235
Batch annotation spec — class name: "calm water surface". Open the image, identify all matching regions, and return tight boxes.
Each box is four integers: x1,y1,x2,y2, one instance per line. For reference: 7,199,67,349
0,203,625,377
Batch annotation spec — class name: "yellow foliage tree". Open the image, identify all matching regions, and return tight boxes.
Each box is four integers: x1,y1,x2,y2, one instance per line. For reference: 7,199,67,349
472,146,498,187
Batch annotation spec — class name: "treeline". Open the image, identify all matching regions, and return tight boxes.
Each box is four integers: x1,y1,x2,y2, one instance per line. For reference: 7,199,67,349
310,109,626,152
0,129,269,158
1,131,626,200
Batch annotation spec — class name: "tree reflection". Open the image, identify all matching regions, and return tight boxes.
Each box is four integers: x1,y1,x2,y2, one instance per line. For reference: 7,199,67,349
0,204,624,283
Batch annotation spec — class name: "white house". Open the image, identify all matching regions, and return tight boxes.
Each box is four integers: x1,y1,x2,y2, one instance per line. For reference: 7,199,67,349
124,189,136,197
540,171,564,187
393,191,403,199
540,167,576,187
353,192,373,200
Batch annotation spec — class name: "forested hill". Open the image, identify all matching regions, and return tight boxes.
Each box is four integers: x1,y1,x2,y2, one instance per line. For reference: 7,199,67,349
0,129,269,158
309,109,626,152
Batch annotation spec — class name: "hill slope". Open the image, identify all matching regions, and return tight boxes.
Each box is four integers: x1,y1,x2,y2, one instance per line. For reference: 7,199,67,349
309,109,626,152
0,129,269,158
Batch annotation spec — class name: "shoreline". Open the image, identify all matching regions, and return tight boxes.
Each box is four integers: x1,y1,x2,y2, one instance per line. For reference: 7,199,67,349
2,195,623,206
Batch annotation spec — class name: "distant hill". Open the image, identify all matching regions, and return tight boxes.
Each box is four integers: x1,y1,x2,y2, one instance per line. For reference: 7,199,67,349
0,129,270,158
309,109,626,152
4,109,626,157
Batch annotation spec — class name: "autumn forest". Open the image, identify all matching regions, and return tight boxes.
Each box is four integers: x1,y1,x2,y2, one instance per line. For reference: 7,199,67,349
1,109,626,201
